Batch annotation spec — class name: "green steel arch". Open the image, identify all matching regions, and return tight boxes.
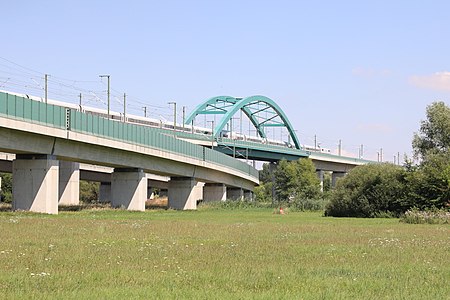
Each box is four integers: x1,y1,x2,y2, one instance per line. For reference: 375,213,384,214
185,95,301,149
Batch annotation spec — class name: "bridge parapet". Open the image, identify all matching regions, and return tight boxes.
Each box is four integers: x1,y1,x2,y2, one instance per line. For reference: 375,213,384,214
0,91,258,180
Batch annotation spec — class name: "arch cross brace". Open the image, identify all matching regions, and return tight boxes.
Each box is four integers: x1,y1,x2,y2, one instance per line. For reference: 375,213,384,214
185,95,301,149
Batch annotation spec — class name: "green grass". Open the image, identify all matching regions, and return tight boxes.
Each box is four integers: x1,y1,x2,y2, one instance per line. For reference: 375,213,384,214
0,208,448,299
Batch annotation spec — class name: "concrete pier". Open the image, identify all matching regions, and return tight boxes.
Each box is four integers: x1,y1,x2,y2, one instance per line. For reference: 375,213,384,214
317,170,324,192
244,190,253,201
58,161,80,205
99,182,111,203
227,187,244,200
332,171,346,187
12,154,59,214
168,177,199,210
111,168,146,211
203,183,226,202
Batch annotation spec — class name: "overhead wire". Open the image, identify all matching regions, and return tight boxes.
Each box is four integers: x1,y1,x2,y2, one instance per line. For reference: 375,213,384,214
0,57,384,158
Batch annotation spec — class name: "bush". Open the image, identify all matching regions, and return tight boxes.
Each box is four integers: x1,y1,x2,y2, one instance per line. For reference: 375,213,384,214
79,181,99,203
290,197,329,211
400,207,450,224
199,199,272,210
0,173,12,203
253,183,273,203
325,163,409,217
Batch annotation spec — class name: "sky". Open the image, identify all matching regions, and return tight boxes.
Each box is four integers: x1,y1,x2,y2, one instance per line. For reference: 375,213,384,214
1,0,449,162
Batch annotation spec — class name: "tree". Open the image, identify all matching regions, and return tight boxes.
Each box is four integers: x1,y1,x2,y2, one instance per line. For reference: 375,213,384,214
274,159,297,203
273,158,322,205
292,158,321,201
412,101,450,159
259,163,272,184
254,163,276,203
323,172,332,193
406,151,450,209
410,101,450,208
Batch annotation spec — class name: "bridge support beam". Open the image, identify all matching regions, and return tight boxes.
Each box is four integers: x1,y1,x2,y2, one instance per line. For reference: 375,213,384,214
168,177,199,210
332,172,346,187
244,190,253,201
111,168,146,211
58,161,80,205
203,183,226,202
227,187,244,200
317,170,324,192
12,154,59,214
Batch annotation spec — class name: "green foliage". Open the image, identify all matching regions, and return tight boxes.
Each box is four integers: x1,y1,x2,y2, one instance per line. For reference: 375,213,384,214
293,158,322,201
0,173,12,203
412,101,450,159
199,198,271,210
274,159,297,202
79,180,99,203
405,151,450,209
253,182,273,203
290,197,329,211
267,158,323,209
258,162,272,184
409,101,450,209
326,101,449,217
323,172,332,192
325,163,409,217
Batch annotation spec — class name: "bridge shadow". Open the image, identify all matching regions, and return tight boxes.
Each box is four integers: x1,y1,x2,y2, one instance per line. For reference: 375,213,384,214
59,203,167,211
58,203,111,211
0,201,169,212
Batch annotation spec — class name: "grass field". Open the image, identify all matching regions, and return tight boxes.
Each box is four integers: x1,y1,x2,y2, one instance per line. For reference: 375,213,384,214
0,207,448,299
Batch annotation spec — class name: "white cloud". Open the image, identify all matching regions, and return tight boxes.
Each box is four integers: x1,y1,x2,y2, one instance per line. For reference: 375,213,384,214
409,71,450,92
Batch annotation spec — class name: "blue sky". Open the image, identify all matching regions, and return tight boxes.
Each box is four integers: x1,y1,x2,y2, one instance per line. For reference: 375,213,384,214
1,0,449,161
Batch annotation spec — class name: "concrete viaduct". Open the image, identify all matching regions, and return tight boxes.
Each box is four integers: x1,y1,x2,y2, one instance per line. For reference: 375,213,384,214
0,91,258,214
0,91,373,214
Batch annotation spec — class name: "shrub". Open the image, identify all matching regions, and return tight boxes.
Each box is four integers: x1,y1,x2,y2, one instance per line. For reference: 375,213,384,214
325,163,409,217
400,207,450,224
0,173,12,203
199,199,272,210
253,183,273,203
79,181,100,203
290,197,329,212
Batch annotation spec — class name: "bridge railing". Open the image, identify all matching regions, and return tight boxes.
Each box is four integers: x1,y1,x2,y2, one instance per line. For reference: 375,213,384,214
219,137,309,156
308,151,375,164
0,92,258,179
0,92,67,129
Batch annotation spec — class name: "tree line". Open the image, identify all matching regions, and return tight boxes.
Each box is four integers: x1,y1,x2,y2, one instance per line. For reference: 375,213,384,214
256,101,449,217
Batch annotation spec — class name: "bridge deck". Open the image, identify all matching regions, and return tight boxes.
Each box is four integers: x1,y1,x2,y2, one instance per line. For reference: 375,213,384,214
0,91,258,181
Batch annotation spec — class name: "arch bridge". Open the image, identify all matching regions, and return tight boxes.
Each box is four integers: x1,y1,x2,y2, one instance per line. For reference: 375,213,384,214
185,95,301,150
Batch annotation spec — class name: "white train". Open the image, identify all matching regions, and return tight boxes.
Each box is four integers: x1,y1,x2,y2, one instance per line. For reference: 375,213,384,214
2,90,331,153
219,130,331,153
1,89,213,135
